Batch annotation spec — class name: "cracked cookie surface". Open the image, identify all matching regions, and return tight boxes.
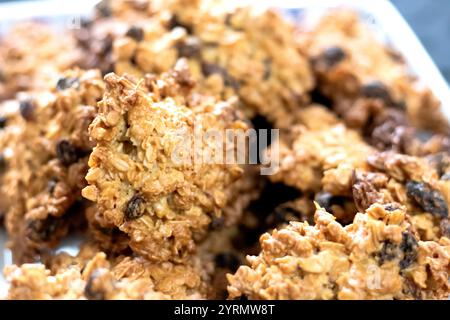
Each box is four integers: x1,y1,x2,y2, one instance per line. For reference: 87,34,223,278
82,62,249,263
227,204,450,300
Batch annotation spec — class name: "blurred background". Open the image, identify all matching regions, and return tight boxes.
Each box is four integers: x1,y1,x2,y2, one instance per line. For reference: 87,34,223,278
391,0,450,83
0,0,449,83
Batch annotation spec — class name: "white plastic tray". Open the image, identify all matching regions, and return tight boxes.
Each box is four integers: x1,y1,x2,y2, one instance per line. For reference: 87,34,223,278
1,0,449,297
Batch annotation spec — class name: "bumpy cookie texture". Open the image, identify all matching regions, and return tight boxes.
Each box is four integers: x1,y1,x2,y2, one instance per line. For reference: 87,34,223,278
85,205,131,254
73,0,156,74
298,10,450,148
2,69,104,263
112,0,314,128
227,204,450,300
352,151,450,241
0,22,79,101
82,62,248,263
266,105,373,195
5,243,208,300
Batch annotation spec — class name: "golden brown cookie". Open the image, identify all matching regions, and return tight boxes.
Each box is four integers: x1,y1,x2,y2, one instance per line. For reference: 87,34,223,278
82,61,249,263
227,204,450,300
0,22,79,101
2,69,104,263
298,9,450,155
5,242,209,300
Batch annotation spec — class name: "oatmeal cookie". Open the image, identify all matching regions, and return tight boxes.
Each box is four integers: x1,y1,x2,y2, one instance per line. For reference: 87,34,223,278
353,151,450,240
73,0,156,74
85,164,261,257
365,108,450,157
5,242,208,300
266,105,374,195
0,22,79,101
2,69,104,263
298,10,449,142
265,106,448,241
82,61,249,263
227,204,450,300
110,0,314,128
85,205,131,254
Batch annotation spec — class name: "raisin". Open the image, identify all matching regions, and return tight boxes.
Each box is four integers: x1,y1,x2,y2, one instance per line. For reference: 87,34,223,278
0,116,7,129
175,38,201,58
168,14,193,34
399,232,418,270
125,195,145,220
406,181,448,218
201,62,240,90
26,216,61,242
201,62,222,77
318,46,346,68
383,203,400,211
361,80,391,100
56,77,79,91
125,26,144,42
95,0,112,17
369,109,409,152
214,253,240,272
378,240,398,264
56,139,80,166
19,98,35,121
351,172,386,212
